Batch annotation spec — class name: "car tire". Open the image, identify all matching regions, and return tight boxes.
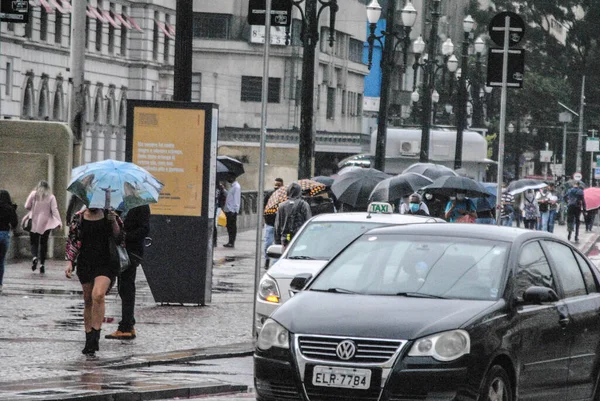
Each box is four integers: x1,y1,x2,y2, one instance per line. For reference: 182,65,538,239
479,365,513,401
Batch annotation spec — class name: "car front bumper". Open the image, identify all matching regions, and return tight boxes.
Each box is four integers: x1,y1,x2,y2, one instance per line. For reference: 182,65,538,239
254,347,473,401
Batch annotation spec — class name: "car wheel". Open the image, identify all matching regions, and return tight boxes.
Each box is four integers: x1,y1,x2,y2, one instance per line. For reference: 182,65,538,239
480,365,512,401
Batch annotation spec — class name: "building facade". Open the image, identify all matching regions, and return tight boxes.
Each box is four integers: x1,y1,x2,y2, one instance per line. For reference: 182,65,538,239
0,0,176,164
0,0,370,185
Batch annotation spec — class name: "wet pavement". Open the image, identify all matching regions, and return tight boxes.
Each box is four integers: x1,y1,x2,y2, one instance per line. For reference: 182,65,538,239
0,222,597,400
0,230,262,400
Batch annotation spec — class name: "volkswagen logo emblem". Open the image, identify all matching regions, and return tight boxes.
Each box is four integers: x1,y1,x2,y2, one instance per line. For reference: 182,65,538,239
336,340,356,361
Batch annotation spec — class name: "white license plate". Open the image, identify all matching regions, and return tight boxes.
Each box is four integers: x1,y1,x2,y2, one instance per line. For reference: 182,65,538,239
312,366,372,389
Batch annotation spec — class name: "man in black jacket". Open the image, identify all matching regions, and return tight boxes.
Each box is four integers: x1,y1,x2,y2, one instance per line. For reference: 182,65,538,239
275,183,312,247
106,205,150,340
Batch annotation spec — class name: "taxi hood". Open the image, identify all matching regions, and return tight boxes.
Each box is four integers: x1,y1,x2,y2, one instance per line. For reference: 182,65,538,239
272,291,500,340
267,258,329,280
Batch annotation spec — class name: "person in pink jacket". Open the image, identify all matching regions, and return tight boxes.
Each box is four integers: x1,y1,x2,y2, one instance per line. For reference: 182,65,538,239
25,181,62,274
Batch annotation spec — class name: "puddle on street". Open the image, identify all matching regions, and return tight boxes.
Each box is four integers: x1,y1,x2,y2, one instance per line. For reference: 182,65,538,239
51,304,84,331
212,281,242,293
28,288,84,296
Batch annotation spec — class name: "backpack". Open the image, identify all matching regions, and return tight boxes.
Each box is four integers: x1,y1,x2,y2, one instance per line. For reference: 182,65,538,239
284,200,308,240
523,198,537,220
306,196,335,216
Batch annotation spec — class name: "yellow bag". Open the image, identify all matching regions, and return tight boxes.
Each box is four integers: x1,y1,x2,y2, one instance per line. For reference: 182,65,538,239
217,209,227,227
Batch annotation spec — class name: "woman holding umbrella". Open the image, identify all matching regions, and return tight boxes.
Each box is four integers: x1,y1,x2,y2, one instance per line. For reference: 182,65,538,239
65,206,123,356
445,191,477,223
64,159,163,356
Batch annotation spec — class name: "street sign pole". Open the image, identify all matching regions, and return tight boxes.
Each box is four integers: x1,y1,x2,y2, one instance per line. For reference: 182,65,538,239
495,15,511,225
252,0,272,338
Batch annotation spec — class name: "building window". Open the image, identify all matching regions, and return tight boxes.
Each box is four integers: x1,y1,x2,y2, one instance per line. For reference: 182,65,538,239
341,90,346,115
164,14,171,62
193,13,231,39
40,7,48,41
349,38,363,64
295,79,302,104
55,10,63,44
22,76,35,119
25,13,33,38
93,87,104,123
95,18,103,51
106,88,116,125
326,87,335,119
5,62,12,97
85,16,90,49
52,79,64,121
108,5,115,54
120,7,127,56
191,73,202,102
240,76,280,103
153,11,160,60
357,93,363,115
38,76,50,119
118,91,127,126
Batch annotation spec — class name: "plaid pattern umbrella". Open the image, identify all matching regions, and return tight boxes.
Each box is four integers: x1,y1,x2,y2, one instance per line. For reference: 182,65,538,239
264,180,325,215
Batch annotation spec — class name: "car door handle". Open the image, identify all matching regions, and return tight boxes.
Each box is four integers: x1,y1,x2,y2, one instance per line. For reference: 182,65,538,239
559,317,570,328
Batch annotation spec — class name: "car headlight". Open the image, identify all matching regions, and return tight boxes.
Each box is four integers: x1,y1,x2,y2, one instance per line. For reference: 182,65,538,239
258,275,281,303
257,319,290,350
408,330,470,362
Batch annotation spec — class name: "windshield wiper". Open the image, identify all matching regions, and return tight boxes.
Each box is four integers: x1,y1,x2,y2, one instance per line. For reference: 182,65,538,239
396,292,447,299
288,256,315,260
312,287,357,294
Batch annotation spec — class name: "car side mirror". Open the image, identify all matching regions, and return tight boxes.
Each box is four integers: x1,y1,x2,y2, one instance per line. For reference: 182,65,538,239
522,286,559,305
290,273,313,292
266,244,283,259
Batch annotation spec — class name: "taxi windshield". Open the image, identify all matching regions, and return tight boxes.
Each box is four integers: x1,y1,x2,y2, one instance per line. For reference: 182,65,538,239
310,234,509,300
286,221,384,260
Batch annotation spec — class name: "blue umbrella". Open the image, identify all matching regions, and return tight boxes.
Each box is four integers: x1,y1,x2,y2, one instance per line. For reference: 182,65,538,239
472,183,497,212
68,159,164,211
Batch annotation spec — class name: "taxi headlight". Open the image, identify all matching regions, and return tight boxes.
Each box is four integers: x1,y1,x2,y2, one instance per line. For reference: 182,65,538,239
408,330,470,362
257,319,290,350
258,275,280,303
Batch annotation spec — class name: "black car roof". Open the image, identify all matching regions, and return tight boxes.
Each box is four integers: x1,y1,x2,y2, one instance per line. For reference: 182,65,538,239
364,223,557,243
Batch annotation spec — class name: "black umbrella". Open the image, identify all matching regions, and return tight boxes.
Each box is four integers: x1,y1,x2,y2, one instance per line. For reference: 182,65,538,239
217,156,245,177
423,176,490,198
311,176,335,188
402,163,458,180
507,179,547,195
369,173,433,203
332,168,390,209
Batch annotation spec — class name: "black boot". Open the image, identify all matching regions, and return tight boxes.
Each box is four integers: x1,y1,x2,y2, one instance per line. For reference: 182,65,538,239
82,331,94,355
91,328,101,352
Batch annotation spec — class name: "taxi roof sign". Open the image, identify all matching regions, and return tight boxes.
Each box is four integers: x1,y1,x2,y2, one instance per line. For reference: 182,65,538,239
367,202,393,215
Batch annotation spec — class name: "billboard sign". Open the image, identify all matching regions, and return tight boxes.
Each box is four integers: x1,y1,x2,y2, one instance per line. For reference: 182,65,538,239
127,101,219,305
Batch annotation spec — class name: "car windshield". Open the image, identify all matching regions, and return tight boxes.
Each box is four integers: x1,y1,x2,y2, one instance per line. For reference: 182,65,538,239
286,221,384,260
310,234,509,300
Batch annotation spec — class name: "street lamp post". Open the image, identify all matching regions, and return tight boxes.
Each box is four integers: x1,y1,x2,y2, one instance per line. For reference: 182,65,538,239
470,36,486,128
453,15,474,170
294,0,338,179
417,0,442,163
366,0,417,172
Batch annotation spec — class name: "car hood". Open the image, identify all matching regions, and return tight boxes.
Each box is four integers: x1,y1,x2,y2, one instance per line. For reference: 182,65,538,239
272,291,498,340
268,258,329,279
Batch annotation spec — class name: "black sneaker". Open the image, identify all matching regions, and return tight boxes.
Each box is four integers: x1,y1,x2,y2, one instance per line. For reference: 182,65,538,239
31,257,38,271
40,265,45,274
223,243,234,248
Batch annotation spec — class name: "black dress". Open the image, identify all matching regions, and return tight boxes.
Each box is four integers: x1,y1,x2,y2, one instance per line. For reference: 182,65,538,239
76,218,117,285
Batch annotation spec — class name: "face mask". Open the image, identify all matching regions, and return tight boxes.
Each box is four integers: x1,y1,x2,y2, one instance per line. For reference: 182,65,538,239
410,203,420,213
456,194,466,201
425,193,433,200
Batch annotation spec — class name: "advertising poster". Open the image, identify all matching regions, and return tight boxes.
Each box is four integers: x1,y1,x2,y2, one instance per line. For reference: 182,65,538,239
131,107,205,217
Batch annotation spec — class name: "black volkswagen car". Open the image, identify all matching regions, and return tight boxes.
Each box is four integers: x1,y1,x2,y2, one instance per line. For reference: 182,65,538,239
254,224,600,401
